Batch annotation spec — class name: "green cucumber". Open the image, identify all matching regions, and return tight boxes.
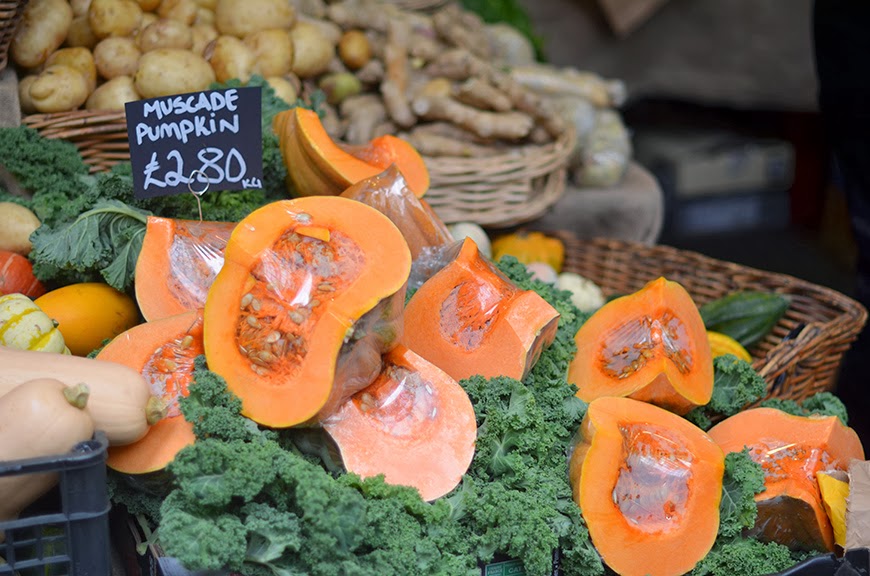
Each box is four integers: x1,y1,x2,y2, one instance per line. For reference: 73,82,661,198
699,291,790,347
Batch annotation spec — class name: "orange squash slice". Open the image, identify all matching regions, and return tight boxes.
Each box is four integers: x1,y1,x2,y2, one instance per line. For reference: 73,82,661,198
569,396,724,576
401,237,559,381
204,196,412,428
339,165,451,260
96,309,203,473
323,345,476,501
708,407,865,552
135,217,236,321
568,277,714,415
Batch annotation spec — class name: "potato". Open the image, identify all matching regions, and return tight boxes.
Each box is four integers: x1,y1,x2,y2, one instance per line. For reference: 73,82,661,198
338,29,371,71
17,76,38,115
135,48,215,98
66,15,99,49
194,0,217,9
86,76,140,110
158,0,198,25
88,0,143,38
136,0,161,10
45,47,97,94
191,24,218,56
266,76,297,105
290,20,333,78
94,37,141,79
71,0,92,17
0,203,41,256
137,18,193,52
11,0,73,69
215,0,295,38
204,35,254,83
138,11,159,33
245,29,293,77
194,6,214,26
297,14,340,47
29,65,90,113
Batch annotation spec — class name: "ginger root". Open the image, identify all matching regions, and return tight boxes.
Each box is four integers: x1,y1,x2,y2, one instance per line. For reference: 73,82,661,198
453,78,512,112
380,16,415,128
432,4,490,59
340,93,387,144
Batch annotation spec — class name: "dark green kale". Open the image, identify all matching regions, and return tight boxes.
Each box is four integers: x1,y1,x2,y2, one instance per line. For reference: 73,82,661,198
717,449,765,539
685,355,767,430
760,392,849,426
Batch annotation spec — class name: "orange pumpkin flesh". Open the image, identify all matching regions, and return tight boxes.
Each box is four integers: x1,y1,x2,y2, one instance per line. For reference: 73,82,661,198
339,165,451,260
570,396,724,576
0,250,46,298
135,217,236,322
340,134,430,198
96,310,202,474
274,109,350,197
568,277,713,415
204,196,412,428
323,345,476,501
401,237,559,381
708,407,865,552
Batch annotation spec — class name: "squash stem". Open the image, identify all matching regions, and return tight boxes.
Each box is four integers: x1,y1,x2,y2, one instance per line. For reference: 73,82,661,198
63,383,90,410
145,396,167,426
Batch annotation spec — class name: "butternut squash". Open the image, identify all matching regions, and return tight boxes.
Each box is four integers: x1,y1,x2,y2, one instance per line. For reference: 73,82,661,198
708,407,865,552
97,310,201,474
204,196,412,428
568,277,714,415
0,379,94,542
323,345,477,501
134,217,236,321
0,346,161,446
400,237,560,382
569,396,724,576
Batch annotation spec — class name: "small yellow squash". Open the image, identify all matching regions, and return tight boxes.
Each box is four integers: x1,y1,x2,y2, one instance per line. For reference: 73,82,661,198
491,231,565,272
0,293,68,353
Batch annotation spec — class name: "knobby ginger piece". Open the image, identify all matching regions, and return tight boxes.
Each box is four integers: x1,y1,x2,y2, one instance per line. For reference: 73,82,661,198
340,93,388,144
511,63,627,108
380,16,415,128
452,78,512,112
432,3,490,60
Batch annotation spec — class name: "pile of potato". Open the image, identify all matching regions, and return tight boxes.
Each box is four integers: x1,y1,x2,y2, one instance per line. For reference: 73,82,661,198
12,0,331,113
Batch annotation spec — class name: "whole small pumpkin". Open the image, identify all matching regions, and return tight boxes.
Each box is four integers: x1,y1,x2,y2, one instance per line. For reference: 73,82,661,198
35,282,141,356
491,231,565,272
0,293,67,353
0,250,46,298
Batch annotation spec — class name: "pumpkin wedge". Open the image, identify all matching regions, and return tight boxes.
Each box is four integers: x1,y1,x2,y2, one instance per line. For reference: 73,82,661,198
340,165,451,260
135,217,236,321
204,196,412,428
96,310,203,473
323,345,476,501
569,396,724,576
401,237,559,381
568,277,713,415
274,106,429,198
708,407,865,552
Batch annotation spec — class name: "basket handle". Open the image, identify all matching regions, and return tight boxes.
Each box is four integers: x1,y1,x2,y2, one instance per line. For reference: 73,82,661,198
755,322,825,389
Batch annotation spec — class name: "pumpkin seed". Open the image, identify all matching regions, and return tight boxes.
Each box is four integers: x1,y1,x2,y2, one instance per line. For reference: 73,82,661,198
252,357,269,367
239,344,248,355
265,331,281,343
317,282,335,292
179,335,195,349
251,298,262,312
309,299,320,308
246,315,260,328
241,293,253,309
295,212,312,224
289,311,305,324
272,338,286,356
258,350,276,363
163,360,178,371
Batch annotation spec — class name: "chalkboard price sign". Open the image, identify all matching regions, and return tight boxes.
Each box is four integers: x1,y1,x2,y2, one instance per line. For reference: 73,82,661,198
125,86,264,199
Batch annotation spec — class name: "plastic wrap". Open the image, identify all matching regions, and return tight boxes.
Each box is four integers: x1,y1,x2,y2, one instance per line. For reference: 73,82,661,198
407,238,465,292
340,164,453,260
573,109,632,188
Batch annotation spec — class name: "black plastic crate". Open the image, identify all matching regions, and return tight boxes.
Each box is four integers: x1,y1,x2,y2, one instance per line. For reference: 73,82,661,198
0,431,111,576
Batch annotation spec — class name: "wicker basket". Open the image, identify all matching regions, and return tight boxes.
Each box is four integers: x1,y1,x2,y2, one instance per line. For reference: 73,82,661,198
0,0,27,72
553,232,868,404
23,109,574,228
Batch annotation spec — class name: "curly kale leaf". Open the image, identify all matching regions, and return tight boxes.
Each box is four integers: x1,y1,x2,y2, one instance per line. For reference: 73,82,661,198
718,449,766,539
691,537,811,576
685,355,767,430
760,392,849,426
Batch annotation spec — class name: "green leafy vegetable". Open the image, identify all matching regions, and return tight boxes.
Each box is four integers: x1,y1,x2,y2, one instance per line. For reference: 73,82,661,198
717,449,765,539
29,199,150,292
685,355,767,430
691,537,810,576
760,392,849,426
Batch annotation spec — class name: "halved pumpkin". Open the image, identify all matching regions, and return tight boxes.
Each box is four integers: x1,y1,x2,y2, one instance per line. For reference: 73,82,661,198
135,217,236,322
340,134,430,198
96,309,203,473
400,237,559,381
204,196,412,428
322,344,476,501
708,407,865,552
569,396,724,576
568,277,713,415
339,165,451,260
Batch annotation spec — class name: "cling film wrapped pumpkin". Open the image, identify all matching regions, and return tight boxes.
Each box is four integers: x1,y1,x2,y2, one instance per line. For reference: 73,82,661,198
492,231,565,272
203,196,412,428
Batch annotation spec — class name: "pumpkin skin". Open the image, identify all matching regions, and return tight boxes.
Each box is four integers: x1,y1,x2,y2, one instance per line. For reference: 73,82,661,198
569,396,724,576
0,250,46,298
340,165,451,260
204,196,412,428
568,277,714,415
97,309,202,474
135,217,235,321
708,408,865,552
0,293,67,353
401,237,560,382
323,345,477,501
35,283,140,356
